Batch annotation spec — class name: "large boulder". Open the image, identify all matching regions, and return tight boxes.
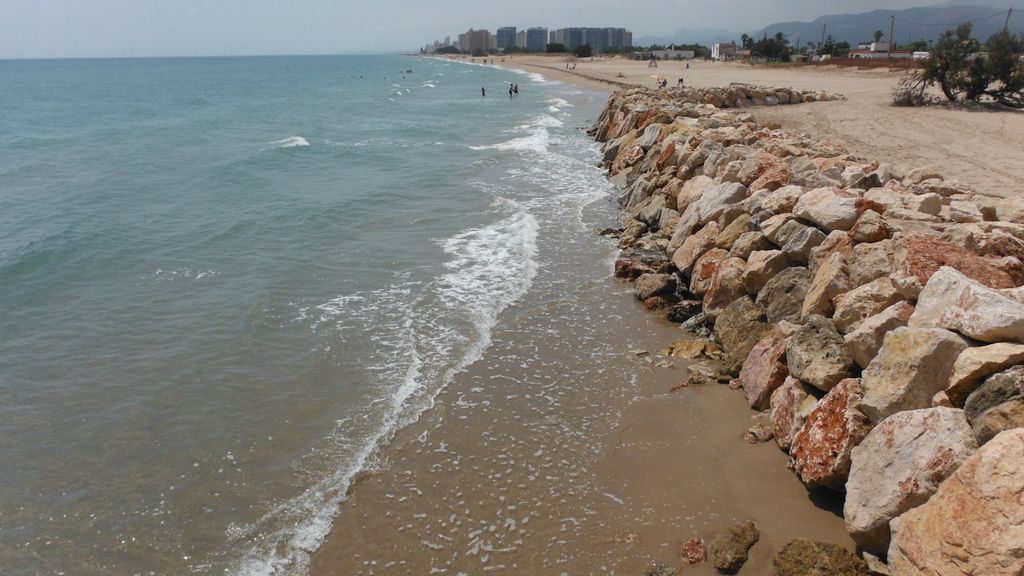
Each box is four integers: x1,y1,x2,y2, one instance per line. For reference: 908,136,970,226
849,210,891,243
790,378,873,491
771,377,819,452
729,230,774,259
710,521,759,575
671,221,721,274
801,252,853,320
808,230,854,276
742,249,788,294
946,343,1024,407
634,273,677,301
844,408,978,555
793,187,859,232
672,175,716,221
756,267,812,324
675,182,749,240
849,239,895,287
703,257,748,322
860,327,969,423
964,365,1024,444
910,266,1024,344
739,326,790,410
742,184,803,214
714,213,753,250
783,225,828,265
689,248,730,296
773,539,869,576
831,277,903,334
844,301,915,369
888,429,1024,576
714,296,769,374
786,315,853,392
890,232,1016,298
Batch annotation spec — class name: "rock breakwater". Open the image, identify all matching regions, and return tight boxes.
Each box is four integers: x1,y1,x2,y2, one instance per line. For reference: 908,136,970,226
593,85,1024,574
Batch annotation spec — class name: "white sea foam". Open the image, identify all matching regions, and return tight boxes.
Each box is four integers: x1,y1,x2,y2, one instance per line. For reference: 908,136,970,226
267,136,310,149
522,114,563,129
469,127,550,154
231,201,539,576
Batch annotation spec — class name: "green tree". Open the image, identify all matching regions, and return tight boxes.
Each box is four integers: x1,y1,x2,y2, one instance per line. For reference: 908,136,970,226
822,34,835,55
897,23,1024,107
546,43,566,53
572,44,593,58
874,30,885,44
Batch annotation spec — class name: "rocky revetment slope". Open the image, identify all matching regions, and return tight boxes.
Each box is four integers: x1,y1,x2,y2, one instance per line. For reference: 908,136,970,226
592,85,1024,575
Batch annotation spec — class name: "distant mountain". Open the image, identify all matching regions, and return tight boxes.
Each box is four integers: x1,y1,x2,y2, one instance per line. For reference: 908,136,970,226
751,3,1024,50
634,27,741,48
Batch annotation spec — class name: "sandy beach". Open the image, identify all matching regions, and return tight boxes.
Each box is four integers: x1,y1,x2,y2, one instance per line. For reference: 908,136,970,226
502,54,1024,198
308,53,1024,575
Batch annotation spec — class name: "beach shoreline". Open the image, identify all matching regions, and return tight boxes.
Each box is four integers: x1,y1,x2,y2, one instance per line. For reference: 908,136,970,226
308,57,857,576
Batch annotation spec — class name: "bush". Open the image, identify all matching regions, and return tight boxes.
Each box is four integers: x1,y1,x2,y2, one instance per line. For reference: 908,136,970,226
546,43,566,53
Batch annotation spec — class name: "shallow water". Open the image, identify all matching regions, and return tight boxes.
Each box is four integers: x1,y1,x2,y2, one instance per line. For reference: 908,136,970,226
0,54,611,575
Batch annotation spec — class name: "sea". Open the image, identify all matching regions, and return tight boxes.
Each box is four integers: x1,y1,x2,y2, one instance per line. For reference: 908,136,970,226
0,54,617,575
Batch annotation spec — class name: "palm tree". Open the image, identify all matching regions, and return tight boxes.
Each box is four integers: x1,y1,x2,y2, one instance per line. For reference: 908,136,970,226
873,30,884,44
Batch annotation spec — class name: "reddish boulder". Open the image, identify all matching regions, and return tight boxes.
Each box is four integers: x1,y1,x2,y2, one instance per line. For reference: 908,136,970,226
739,326,790,410
771,377,819,452
891,232,1015,298
671,221,721,275
845,408,978,554
689,248,729,296
703,257,748,322
888,429,1024,576
790,378,873,491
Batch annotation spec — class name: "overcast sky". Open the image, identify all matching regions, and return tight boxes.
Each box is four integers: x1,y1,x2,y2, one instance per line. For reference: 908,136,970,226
0,0,959,59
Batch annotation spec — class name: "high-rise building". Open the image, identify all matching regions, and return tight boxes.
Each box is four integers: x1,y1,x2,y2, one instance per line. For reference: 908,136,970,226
549,27,632,51
526,27,548,52
516,30,527,49
460,28,492,54
496,27,517,50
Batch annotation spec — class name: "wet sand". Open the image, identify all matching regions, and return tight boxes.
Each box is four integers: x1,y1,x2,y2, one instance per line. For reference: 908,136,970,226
503,54,1024,198
311,191,851,575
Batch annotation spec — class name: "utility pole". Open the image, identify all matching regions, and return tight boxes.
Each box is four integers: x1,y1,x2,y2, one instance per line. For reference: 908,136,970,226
1006,7,1014,32
796,35,801,56
888,14,896,58
819,23,827,54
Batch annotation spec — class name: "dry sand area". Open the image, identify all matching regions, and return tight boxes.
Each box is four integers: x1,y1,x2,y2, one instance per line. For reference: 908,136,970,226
505,54,1024,197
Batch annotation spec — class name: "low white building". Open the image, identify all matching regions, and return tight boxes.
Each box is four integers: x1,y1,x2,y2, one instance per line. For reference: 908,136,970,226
651,49,696,60
712,43,737,60
849,49,913,60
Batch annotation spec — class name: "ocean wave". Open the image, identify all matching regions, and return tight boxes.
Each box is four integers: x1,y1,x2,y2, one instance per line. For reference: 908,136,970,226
468,127,550,154
265,137,310,150
519,114,563,129
149,267,218,281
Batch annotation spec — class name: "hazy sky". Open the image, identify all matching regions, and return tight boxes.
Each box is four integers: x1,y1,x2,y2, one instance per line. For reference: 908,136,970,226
0,0,954,59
